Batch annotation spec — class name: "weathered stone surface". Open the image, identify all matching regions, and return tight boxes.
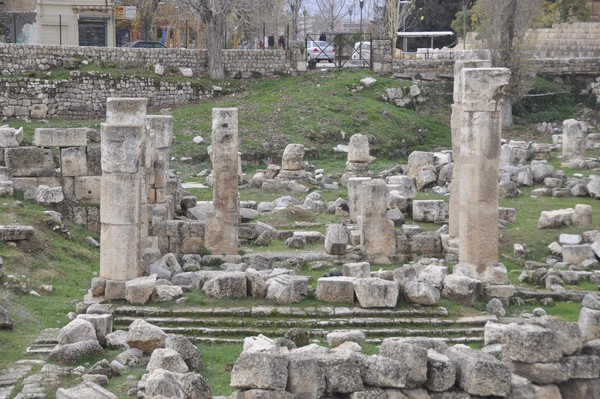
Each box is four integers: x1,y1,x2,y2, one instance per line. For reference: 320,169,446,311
558,378,600,399
0,305,13,330
502,323,562,363
579,307,600,342
379,340,428,388
5,147,55,177
327,331,366,348
58,318,97,345
562,245,596,265
49,340,104,365
412,200,447,223
147,347,189,373
387,176,417,199
588,178,600,199
202,272,247,298
407,152,435,181
325,224,348,255
34,128,87,147
447,346,511,396
144,368,186,399
425,350,456,392
152,284,183,302
316,277,356,303
509,361,569,385
56,381,117,399
126,319,167,354
231,352,288,390
573,204,593,228
530,316,582,356
538,208,574,229
353,278,399,308
0,224,34,241
0,127,23,147
265,275,309,303
342,262,371,279
320,353,364,394
286,354,326,398
125,274,157,304
348,134,370,163
441,274,481,305
76,314,113,344
165,334,203,371
404,281,440,306
359,354,407,389
34,184,64,205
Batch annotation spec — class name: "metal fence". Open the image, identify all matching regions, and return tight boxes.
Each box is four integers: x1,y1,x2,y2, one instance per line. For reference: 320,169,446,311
305,33,372,69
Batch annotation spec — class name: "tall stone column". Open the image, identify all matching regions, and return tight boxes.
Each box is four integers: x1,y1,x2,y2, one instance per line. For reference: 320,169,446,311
205,108,239,255
100,98,148,281
449,60,491,239
347,177,372,223
562,119,587,167
360,179,396,261
457,68,510,281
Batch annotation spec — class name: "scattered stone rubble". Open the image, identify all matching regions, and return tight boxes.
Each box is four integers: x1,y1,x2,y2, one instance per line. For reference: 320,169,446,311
229,308,600,398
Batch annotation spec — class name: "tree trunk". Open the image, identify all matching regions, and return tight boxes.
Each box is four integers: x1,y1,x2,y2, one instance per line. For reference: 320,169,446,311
206,13,226,79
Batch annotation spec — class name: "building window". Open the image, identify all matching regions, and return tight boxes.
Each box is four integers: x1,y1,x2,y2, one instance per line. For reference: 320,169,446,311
79,20,106,47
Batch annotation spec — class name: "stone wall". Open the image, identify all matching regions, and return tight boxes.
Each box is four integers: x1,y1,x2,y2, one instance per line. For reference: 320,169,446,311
0,74,214,119
0,43,302,78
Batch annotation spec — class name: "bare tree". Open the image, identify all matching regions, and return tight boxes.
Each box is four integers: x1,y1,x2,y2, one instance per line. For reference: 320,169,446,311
180,0,269,79
475,0,544,129
286,0,305,40
313,0,353,32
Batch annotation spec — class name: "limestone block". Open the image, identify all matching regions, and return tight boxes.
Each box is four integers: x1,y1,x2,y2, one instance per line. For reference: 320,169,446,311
34,128,87,147
379,341,428,388
86,146,102,176
100,224,142,281
588,178,600,199
447,345,511,396
76,314,113,343
530,161,555,183
348,177,372,222
60,147,87,177
74,176,101,204
359,354,407,389
354,278,399,308
416,169,438,190
265,275,309,303
412,200,447,223
286,355,326,398
404,281,440,306
348,134,370,163
293,231,325,244
34,184,64,205
5,147,55,177
0,224,34,241
387,176,417,199
0,181,13,197
144,369,185,399
281,144,305,170
315,277,356,303
126,318,167,354
342,262,371,278
509,361,569,385
583,293,600,310
56,381,117,399
579,307,600,342
562,119,587,164
327,331,366,348
104,279,126,300
100,124,144,174
125,274,157,304
49,340,104,365
0,127,23,147
231,352,288,390
100,173,141,224
320,353,364,394
483,284,515,300
410,233,443,258
559,233,583,245
498,207,517,223
202,272,247,298
407,151,435,181
147,348,189,373
146,115,174,149
573,204,593,227
325,224,348,255
106,98,147,126
564,354,600,379
538,208,574,229
502,323,562,363
558,379,600,399
418,265,448,288
562,245,596,265
425,350,456,392
58,318,98,345
441,274,482,305
165,335,203,371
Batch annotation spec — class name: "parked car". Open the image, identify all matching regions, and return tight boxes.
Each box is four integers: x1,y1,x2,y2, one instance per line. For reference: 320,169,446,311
122,40,167,49
351,41,371,60
306,40,335,65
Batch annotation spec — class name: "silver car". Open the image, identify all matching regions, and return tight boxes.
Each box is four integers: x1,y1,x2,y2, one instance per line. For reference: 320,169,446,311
306,40,335,64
